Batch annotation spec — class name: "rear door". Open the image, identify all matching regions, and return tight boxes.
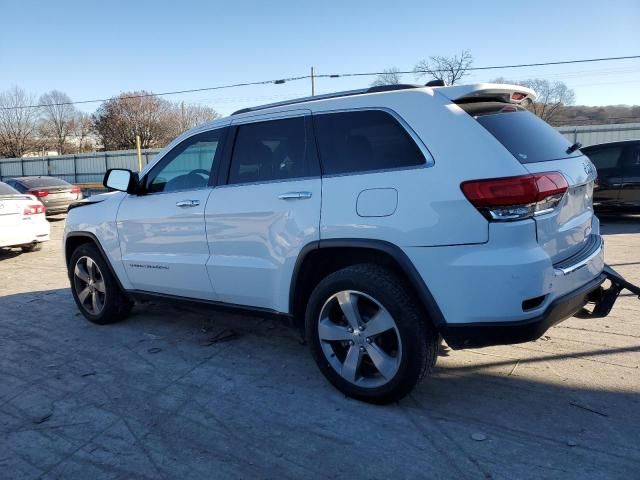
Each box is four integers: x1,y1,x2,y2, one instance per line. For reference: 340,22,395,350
619,143,640,207
583,144,625,207
466,104,597,263
205,110,321,312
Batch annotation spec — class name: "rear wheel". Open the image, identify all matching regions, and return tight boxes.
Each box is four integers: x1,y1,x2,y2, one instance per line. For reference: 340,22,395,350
305,264,438,404
69,243,133,324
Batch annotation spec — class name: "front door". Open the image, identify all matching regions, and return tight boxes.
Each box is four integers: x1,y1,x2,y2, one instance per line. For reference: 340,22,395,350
205,112,321,312
619,143,640,207
587,144,624,207
117,128,226,300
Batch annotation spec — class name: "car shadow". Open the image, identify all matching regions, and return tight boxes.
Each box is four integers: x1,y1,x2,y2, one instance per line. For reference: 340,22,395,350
0,248,23,260
0,287,637,478
598,213,640,235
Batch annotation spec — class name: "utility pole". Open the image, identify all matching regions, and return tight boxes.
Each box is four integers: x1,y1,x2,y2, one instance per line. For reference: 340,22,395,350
136,135,143,172
311,66,315,96
181,101,185,131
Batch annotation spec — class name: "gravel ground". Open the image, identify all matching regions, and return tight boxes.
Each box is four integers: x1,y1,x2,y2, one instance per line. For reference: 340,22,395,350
1,215,639,479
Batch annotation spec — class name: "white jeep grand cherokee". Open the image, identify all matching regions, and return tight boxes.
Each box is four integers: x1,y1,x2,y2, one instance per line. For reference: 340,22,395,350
64,83,625,403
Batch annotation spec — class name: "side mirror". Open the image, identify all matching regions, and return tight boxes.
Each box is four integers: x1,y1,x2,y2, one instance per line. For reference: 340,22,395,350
103,169,138,193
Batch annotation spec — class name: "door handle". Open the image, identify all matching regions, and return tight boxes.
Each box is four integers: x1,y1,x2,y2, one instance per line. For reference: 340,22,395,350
278,191,312,200
176,200,200,207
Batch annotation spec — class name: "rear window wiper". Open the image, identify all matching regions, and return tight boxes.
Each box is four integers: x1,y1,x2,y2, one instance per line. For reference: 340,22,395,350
566,142,582,154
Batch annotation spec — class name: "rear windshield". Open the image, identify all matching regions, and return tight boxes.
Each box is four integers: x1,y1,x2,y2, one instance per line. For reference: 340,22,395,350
460,102,581,164
0,182,19,195
21,177,71,188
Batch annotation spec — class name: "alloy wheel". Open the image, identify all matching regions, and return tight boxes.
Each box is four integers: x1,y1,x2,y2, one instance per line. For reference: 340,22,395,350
318,290,403,388
73,256,106,315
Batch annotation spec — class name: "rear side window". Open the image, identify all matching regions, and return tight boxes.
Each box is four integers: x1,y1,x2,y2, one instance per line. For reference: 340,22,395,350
461,102,581,164
228,117,310,184
313,110,425,175
0,181,19,195
585,146,624,170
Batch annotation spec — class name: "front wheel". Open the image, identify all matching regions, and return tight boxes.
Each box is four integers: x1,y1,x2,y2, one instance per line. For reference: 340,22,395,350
68,243,133,324
305,264,439,404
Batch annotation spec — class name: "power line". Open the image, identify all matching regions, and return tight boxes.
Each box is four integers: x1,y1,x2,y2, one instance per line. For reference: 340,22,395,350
1,55,639,111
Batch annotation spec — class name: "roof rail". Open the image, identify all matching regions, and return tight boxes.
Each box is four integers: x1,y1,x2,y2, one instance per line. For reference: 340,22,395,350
231,84,422,116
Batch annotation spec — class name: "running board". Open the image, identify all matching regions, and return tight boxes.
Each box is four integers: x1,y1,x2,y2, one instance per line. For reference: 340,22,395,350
575,265,640,319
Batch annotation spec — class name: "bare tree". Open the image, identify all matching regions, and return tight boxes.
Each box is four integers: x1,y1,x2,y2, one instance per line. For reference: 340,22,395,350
75,111,94,152
93,92,174,150
0,86,40,158
170,102,221,136
370,68,403,87
491,77,576,123
414,50,473,86
39,90,77,154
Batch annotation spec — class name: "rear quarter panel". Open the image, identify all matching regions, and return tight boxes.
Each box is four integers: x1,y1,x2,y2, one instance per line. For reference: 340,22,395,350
312,89,528,246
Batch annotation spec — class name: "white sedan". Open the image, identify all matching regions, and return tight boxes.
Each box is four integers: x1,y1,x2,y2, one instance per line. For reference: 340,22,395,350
0,181,50,252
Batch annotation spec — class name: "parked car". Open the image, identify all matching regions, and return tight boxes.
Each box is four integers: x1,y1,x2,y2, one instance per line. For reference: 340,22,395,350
0,181,50,252
5,176,83,215
581,140,640,211
64,83,622,403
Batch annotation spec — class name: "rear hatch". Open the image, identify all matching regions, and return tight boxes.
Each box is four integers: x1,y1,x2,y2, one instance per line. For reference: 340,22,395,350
458,100,596,264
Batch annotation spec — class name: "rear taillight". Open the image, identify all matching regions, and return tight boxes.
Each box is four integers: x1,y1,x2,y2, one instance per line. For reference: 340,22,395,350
71,186,81,194
461,172,568,221
23,204,46,215
32,190,49,197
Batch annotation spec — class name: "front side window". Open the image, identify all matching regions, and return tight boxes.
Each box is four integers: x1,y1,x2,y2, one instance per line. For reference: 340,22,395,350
585,146,624,171
621,145,640,176
228,116,309,185
313,110,426,175
147,129,223,193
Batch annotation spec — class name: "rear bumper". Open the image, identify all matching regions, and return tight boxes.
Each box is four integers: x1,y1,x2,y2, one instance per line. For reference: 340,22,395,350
441,273,606,349
0,220,50,248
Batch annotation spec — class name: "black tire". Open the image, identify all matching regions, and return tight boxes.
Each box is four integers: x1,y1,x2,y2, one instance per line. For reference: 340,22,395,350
68,242,133,325
305,264,439,404
21,242,42,253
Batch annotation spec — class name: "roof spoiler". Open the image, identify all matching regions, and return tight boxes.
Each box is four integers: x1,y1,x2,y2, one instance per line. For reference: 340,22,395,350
434,83,537,104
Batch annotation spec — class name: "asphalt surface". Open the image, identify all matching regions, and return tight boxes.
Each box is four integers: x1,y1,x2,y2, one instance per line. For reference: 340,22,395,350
1,215,639,479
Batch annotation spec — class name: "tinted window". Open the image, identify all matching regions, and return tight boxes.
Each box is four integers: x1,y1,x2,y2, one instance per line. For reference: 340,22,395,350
462,102,580,164
148,130,223,193
20,177,70,188
0,181,19,195
228,117,309,184
585,146,624,170
314,110,425,175
621,146,640,176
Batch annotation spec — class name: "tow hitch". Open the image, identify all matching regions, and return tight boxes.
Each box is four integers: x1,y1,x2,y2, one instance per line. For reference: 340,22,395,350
575,265,640,319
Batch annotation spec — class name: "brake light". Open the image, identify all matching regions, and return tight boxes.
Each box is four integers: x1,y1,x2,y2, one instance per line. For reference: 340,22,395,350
32,190,49,197
23,204,46,215
461,172,568,221
511,92,527,101
71,186,81,194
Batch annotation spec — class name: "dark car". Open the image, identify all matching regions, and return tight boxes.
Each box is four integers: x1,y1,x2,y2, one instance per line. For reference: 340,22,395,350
5,176,83,215
582,140,640,211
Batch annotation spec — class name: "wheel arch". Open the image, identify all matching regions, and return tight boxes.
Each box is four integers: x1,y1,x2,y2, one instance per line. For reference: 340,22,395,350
289,239,446,330
65,232,127,291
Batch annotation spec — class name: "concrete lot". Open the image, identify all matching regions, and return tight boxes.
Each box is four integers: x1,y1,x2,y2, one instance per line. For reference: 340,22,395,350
1,217,639,480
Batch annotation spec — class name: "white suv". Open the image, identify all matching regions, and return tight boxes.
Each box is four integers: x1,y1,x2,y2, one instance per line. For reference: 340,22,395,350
64,83,617,403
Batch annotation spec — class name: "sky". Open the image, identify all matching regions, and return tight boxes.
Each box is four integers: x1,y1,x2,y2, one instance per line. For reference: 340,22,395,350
1,0,639,116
